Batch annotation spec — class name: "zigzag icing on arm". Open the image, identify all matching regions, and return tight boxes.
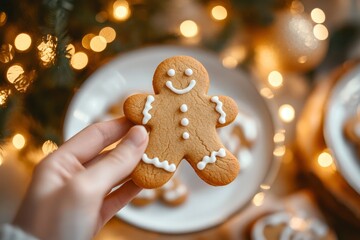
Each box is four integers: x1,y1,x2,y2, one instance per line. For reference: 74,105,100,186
197,148,226,170
142,95,155,124
142,153,177,172
211,96,226,124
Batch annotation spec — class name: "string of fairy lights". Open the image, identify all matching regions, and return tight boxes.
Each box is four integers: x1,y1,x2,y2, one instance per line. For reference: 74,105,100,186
0,0,338,210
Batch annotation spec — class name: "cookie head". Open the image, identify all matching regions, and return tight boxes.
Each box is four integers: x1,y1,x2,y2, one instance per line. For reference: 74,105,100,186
152,56,209,95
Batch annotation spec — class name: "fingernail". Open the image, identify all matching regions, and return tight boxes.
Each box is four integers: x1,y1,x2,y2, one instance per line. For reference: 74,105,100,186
123,125,147,147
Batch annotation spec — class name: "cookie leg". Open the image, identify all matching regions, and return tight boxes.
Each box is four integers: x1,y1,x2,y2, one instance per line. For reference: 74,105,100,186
131,140,183,189
187,147,240,186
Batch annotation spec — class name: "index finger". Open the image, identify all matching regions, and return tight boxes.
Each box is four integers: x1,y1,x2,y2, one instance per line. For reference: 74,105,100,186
54,117,132,164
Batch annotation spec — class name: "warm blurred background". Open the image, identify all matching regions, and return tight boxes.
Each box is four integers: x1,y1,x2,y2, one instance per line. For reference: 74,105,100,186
0,0,360,239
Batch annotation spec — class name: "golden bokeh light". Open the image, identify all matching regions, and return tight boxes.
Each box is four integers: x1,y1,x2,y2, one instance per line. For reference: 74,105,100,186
0,12,7,26
82,33,96,49
259,87,274,99
260,184,271,190
0,153,3,166
211,5,227,21
278,104,295,123
113,0,131,21
273,145,286,157
71,52,88,70
66,44,75,56
311,8,326,24
222,56,238,69
6,64,24,83
14,33,32,51
180,20,198,38
12,133,26,150
268,70,283,88
273,131,285,143
42,140,58,156
252,192,265,206
317,150,333,168
99,27,116,43
313,24,328,41
90,36,107,52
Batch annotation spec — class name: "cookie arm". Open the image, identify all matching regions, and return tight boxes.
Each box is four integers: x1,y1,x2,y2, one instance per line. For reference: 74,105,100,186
211,95,238,127
123,94,155,125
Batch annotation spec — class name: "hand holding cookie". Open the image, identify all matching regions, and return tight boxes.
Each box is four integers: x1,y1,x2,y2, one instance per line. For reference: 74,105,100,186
124,56,240,188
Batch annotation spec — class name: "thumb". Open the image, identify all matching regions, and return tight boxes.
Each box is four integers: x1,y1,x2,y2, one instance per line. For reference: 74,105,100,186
80,125,148,193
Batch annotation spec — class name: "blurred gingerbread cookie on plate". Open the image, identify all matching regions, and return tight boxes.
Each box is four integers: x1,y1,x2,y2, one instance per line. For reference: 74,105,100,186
131,177,188,207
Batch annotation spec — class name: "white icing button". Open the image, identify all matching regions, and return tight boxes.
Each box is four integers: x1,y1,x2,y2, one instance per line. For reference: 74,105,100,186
185,68,193,76
167,69,175,77
180,104,188,113
182,132,190,140
181,118,189,126
166,80,196,94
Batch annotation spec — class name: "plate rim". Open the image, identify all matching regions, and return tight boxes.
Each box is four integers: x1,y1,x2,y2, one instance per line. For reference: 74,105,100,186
323,64,360,194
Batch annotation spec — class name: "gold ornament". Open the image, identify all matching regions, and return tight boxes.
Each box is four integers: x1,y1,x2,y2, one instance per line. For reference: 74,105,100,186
252,10,329,73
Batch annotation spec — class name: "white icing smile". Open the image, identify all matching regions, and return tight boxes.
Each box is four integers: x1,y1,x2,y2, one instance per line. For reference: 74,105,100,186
166,80,196,94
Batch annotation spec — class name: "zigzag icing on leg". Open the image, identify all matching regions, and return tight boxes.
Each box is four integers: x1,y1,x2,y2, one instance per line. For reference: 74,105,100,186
197,148,226,170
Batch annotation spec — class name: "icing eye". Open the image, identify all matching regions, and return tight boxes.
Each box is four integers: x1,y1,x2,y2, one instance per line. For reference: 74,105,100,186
185,68,193,76
167,69,175,77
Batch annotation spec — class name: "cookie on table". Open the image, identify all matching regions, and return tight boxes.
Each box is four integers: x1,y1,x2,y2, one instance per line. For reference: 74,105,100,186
251,211,336,240
124,55,239,188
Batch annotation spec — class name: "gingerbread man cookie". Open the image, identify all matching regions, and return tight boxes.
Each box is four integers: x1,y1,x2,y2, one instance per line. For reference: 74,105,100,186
124,56,239,188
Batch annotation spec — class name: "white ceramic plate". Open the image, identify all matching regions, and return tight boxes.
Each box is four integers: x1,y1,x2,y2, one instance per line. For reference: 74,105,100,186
324,65,360,194
63,45,275,234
